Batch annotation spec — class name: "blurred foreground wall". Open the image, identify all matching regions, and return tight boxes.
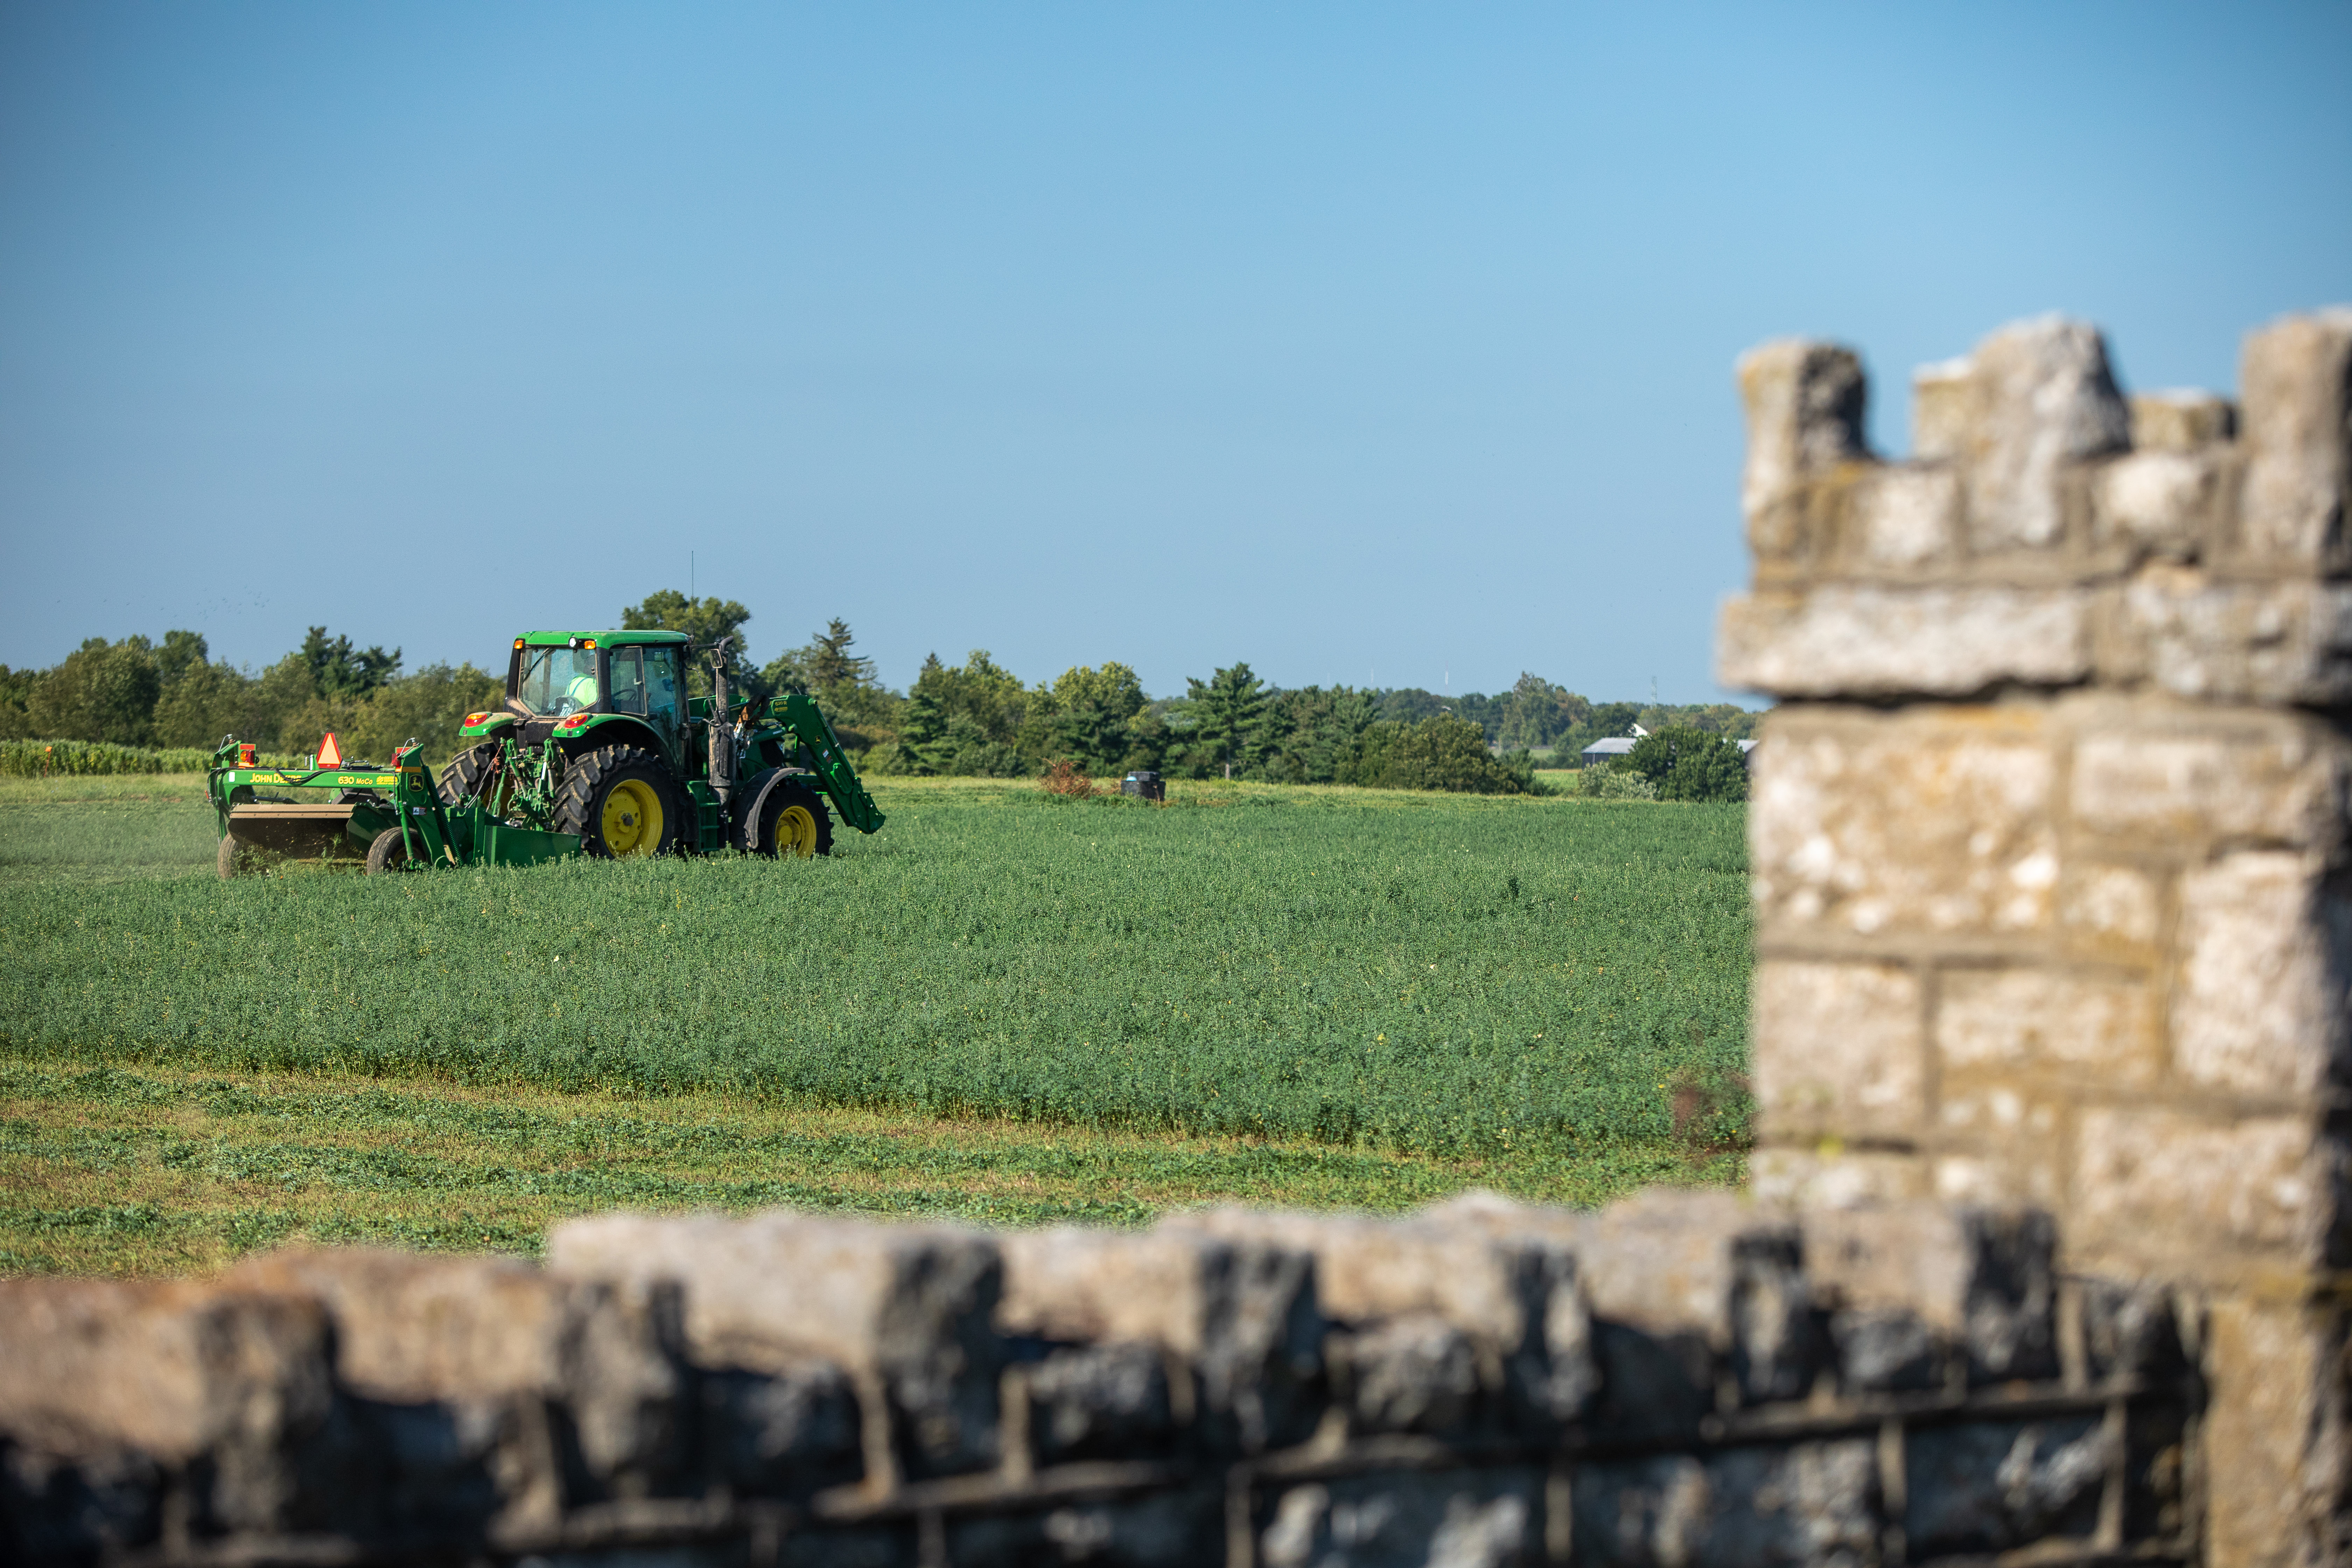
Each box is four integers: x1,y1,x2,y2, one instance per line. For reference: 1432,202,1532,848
1730,306,2352,1566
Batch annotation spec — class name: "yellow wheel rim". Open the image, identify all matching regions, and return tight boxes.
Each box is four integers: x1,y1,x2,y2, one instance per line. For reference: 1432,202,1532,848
601,778,664,856
776,803,819,858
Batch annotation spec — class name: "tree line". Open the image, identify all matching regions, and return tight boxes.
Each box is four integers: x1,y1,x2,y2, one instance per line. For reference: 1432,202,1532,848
0,591,1760,798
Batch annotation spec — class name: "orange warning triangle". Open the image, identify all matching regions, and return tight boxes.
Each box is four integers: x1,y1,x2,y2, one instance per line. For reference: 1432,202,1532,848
317,732,343,768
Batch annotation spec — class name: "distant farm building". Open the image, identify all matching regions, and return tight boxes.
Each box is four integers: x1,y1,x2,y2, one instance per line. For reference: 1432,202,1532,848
1579,734,1759,767
1580,736,1636,766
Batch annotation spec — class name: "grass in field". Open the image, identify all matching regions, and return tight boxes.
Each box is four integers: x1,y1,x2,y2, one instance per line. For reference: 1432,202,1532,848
0,774,1751,1272
0,1058,1739,1276
0,773,219,885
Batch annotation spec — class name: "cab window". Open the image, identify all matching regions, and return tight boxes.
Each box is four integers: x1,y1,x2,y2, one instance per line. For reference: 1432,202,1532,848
517,646,600,717
643,646,682,726
608,647,646,714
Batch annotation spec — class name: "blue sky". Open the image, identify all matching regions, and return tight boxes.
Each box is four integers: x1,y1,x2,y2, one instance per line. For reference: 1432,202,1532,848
1,3,2345,702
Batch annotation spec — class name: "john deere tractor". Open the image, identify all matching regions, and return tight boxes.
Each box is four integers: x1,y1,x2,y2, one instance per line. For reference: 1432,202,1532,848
208,628,883,875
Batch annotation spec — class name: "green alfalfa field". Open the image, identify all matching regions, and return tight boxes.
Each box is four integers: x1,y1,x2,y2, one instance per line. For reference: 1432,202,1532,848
0,773,1752,1274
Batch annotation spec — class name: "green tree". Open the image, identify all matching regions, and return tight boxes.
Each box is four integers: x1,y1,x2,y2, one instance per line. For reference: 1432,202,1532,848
1022,662,1148,776
1261,685,1381,782
26,637,162,744
762,619,899,749
156,630,210,687
1625,727,1750,802
343,663,507,765
300,627,401,699
151,660,263,748
624,590,754,699
0,665,35,740
1495,674,1591,752
1185,663,1271,778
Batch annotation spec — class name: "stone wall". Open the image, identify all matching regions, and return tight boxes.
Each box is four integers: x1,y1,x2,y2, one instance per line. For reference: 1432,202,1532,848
4,1194,2194,1566
6,306,2344,1567
1726,307,2352,1566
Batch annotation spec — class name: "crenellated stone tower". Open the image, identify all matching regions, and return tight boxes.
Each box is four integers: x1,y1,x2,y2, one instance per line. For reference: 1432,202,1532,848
1724,307,2352,1566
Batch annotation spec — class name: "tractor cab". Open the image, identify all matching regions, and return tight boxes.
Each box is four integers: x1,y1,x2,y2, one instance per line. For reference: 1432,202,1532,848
494,631,691,764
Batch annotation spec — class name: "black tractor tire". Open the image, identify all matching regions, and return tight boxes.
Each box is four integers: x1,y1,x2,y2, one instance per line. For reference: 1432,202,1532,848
553,744,684,859
752,779,834,859
365,826,424,874
217,833,258,879
439,741,507,811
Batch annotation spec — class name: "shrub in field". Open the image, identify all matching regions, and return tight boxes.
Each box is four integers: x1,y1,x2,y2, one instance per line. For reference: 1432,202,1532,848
1576,763,1658,800
1038,758,1098,797
1624,728,1748,803
1344,715,1531,794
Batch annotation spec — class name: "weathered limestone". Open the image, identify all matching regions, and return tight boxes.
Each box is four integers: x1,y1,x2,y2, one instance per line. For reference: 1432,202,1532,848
0,1196,2194,1567
548,1210,1005,1483
1726,306,2352,1565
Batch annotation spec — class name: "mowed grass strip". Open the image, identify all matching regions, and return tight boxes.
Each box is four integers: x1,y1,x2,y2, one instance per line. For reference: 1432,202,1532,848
0,775,1752,1162
0,1060,1740,1276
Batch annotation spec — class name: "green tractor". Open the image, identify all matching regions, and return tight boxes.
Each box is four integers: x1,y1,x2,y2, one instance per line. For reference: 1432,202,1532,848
208,627,883,876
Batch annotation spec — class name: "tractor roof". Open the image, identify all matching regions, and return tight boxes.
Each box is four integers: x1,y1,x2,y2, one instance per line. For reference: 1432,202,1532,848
515,629,691,648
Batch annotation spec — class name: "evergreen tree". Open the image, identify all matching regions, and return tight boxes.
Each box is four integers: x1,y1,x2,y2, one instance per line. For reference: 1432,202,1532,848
300,627,401,699
1185,662,1271,777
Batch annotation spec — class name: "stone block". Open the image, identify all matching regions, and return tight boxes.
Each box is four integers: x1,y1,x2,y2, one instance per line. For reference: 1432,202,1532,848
1950,316,2131,552
1934,967,2158,1086
1847,463,1959,569
0,1279,334,1535
1719,583,2092,699
1802,1205,2058,1388
2173,851,2352,1097
1259,1468,1541,1568
548,1211,1004,1480
1563,1189,1819,1413
1335,1314,1481,1437
1000,1223,1323,1454
1737,338,1869,561
2073,1106,2345,1274
1751,960,1923,1140
1929,1100,2068,1213
1020,1342,1176,1464
698,1359,864,1498
2239,307,2352,576
2098,568,2352,705
2095,447,2226,561
0,1447,164,1566
952,1486,1225,1568
2057,860,2162,955
2204,1297,2352,1567
2068,707,2349,853
1569,1442,1878,1568
2075,1278,2184,1387
1747,1146,1926,1209
1160,1201,1595,1432
230,1248,687,1503
1904,1415,2107,1557
2129,388,2238,451
1750,705,2059,938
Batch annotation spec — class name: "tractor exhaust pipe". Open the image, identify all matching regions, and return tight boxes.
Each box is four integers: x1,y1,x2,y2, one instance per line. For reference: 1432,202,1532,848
708,636,735,808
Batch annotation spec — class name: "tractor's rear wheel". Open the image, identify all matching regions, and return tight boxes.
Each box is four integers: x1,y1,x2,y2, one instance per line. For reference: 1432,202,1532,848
754,780,833,858
365,827,424,874
554,744,681,859
439,741,511,812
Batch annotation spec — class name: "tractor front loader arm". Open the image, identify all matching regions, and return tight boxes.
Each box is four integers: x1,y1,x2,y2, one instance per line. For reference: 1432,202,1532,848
771,693,887,834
